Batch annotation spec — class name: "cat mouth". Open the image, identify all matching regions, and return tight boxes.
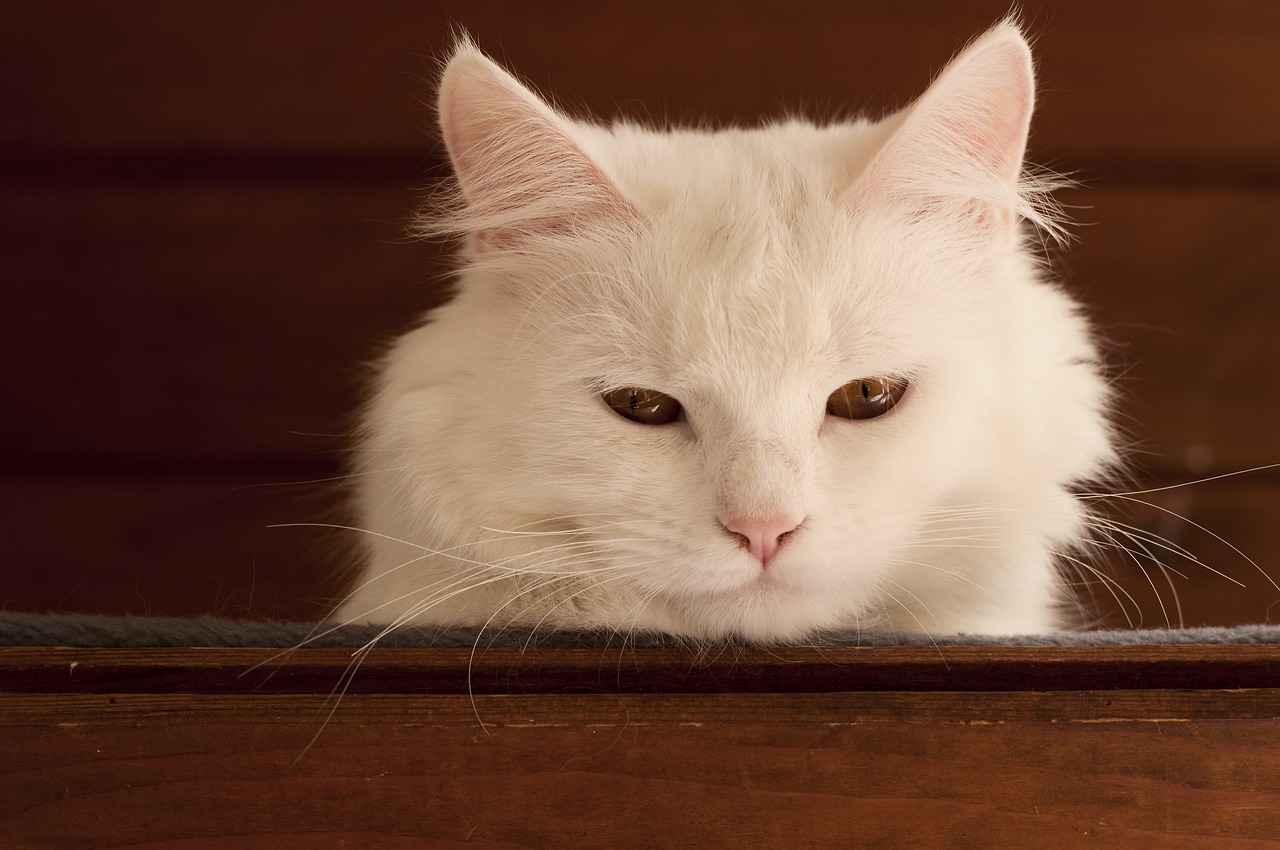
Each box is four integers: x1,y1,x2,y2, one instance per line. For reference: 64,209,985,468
663,571,848,642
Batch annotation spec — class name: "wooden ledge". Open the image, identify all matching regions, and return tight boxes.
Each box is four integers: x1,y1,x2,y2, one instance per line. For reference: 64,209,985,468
5,644,1280,845
4,643,1280,695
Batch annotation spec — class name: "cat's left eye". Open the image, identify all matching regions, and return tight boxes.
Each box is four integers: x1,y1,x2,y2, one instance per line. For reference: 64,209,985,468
602,387,685,425
826,376,908,420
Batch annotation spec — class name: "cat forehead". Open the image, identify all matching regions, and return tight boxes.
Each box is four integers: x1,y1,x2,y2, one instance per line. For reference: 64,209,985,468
509,120,984,383
569,119,933,305
576,119,887,213
571,222,939,391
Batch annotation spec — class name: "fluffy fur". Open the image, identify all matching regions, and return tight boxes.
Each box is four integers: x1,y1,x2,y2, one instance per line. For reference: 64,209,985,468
336,22,1116,642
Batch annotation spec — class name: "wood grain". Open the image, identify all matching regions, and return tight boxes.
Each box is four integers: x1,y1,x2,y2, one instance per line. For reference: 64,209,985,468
6,644,1280,696
8,706,1279,848
3,647,1280,848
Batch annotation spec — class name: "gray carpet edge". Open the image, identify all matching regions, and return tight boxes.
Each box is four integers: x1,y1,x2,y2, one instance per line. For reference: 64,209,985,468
3,610,1279,649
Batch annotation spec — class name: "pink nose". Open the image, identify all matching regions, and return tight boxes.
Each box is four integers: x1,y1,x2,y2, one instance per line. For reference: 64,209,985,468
724,516,801,566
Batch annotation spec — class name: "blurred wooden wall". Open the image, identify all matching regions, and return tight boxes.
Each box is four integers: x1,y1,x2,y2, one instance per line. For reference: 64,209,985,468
3,1,1279,627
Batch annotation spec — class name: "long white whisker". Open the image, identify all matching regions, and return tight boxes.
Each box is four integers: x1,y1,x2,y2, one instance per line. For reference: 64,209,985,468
1103,495,1261,589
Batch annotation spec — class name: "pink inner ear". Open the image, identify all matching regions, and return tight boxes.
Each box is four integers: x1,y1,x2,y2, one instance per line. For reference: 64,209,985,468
437,49,635,248
954,34,1035,183
846,24,1035,221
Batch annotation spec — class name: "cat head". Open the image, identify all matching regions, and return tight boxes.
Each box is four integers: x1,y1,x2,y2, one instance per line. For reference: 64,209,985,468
362,22,1114,640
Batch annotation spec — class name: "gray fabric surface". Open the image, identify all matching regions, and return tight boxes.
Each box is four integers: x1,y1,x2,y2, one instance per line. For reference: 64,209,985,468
2,610,1279,648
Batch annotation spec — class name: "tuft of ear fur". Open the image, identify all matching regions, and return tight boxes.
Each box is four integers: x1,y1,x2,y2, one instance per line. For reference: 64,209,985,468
846,21,1067,241
426,38,637,250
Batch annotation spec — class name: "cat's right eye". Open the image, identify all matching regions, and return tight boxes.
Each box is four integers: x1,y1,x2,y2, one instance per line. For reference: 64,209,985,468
602,387,685,425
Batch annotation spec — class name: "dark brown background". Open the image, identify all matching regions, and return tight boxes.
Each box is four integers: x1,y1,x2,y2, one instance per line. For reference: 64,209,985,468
3,0,1279,628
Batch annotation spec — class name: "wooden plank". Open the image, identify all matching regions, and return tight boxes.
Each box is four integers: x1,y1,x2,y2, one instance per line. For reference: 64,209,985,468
3,1,1280,176
2,690,1280,846
4,650,1280,847
3,647,1280,845
6,689,1280,725
6,645,1280,696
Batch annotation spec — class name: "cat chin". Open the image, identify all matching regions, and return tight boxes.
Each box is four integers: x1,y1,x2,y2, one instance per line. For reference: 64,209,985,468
657,603,868,644
652,577,870,643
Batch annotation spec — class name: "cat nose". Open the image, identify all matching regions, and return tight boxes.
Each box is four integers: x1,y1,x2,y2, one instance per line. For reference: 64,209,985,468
724,515,801,567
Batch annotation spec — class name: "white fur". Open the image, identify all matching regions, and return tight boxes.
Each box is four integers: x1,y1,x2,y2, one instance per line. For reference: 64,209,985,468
336,22,1115,641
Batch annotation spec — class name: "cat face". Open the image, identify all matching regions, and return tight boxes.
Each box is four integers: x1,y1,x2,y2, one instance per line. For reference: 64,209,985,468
345,22,1114,640
453,195,1051,639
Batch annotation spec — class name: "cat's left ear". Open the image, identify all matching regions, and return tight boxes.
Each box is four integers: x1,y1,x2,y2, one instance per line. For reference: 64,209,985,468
846,22,1036,236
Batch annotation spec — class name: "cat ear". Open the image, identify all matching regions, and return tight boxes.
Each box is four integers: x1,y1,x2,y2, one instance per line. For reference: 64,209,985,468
846,22,1036,236
437,41,636,250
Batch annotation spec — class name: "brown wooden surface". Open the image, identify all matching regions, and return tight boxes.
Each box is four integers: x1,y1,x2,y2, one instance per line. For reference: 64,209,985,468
10,644,1280,695
3,645,1280,847
8,697,1280,848
3,2,1279,626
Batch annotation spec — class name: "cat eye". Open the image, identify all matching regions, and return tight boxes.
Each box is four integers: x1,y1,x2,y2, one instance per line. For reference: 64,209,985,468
602,387,685,425
826,376,908,420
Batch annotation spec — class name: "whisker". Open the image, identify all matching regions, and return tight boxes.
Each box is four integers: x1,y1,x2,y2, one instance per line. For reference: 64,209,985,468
1101,495,1263,589
877,580,943,655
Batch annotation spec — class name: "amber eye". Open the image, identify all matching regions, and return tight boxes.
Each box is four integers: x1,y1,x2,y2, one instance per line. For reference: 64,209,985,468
826,376,908,420
602,387,685,425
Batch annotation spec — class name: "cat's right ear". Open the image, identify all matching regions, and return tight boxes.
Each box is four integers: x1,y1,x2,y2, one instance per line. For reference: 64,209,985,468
436,41,636,251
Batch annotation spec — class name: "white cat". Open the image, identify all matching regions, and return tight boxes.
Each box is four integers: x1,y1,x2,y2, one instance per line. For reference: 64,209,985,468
336,21,1116,642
